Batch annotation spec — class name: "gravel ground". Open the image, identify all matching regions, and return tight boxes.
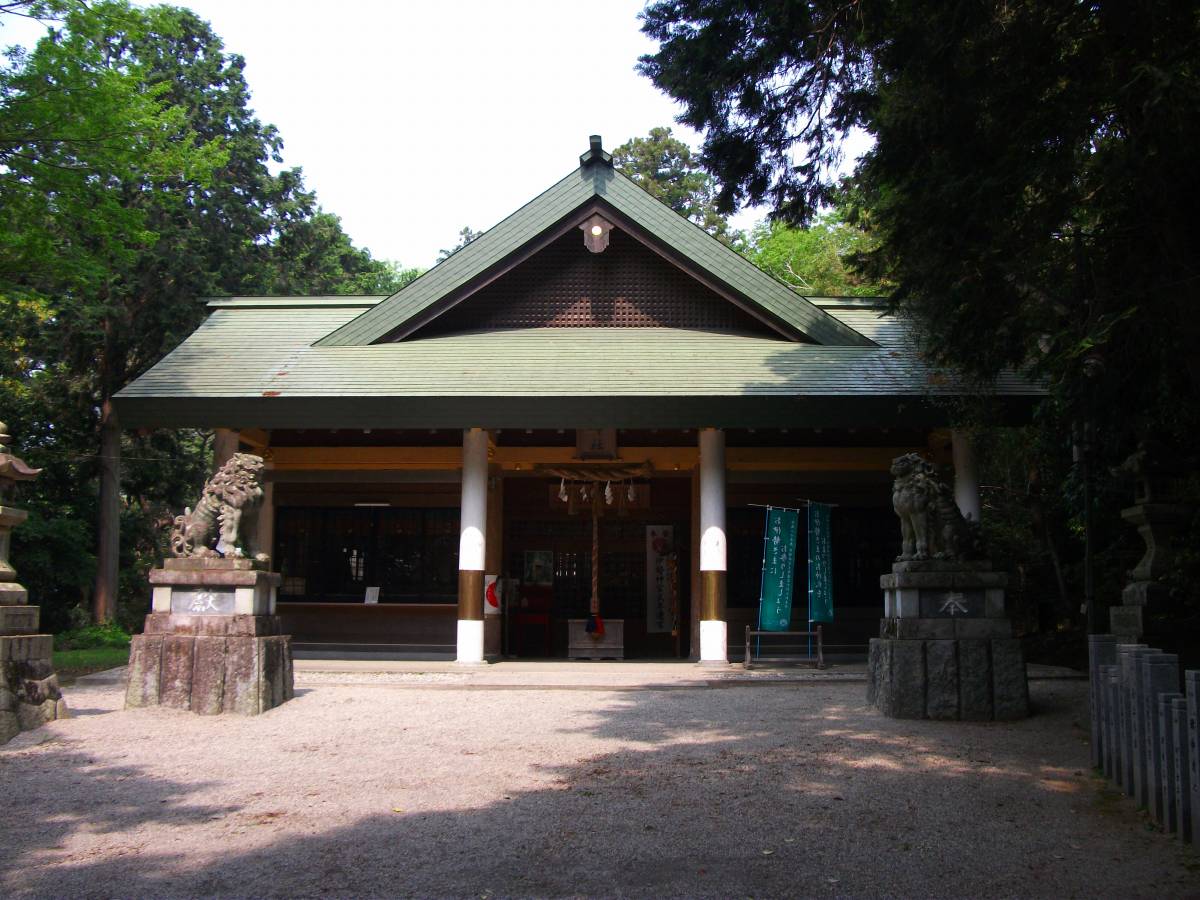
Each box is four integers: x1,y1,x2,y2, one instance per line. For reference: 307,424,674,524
2,677,1197,899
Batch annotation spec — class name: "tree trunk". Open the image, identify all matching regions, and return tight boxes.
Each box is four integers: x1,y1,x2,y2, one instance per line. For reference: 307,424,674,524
1026,467,1071,626
93,397,121,623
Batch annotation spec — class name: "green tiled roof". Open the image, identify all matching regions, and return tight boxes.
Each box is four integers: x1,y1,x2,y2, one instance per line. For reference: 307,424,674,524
315,162,873,348
114,300,1039,430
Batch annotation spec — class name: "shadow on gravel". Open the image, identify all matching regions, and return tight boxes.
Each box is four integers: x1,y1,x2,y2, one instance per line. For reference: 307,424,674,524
0,681,1190,899
0,750,230,850
54,707,111,718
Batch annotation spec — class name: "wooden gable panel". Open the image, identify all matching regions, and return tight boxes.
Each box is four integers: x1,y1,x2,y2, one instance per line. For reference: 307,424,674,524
414,228,779,338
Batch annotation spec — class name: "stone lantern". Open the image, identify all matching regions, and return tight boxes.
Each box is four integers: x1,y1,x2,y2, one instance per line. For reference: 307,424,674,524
0,422,67,744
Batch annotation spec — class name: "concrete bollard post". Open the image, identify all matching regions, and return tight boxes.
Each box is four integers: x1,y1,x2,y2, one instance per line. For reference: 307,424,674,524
1173,697,1192,842
1129,647,1158,805
1089,635,1118,770
1160,692,1184,832
1143,653,1180,824
1117,644,1148,795
1104,665,1122,783
1187,670,1200,846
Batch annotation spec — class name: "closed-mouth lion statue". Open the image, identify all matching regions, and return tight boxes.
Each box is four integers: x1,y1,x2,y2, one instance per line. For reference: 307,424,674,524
171,452,266,560
890,452,982,562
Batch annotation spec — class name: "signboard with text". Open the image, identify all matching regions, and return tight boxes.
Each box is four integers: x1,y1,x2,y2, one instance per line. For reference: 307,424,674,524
808,502,834,623
758,507,799,631
645,526,674,633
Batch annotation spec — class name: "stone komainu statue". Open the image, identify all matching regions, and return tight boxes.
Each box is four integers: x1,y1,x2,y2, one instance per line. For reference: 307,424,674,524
890,452,984,562
171,452,266,559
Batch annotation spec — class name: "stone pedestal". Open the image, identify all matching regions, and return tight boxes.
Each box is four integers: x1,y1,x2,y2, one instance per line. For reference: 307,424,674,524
1,505,68,744
126,559,292,715
867,561,1028,720
1110,503,1191,642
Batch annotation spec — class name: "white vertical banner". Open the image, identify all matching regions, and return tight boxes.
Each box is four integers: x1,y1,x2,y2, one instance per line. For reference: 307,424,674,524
646,526,674,633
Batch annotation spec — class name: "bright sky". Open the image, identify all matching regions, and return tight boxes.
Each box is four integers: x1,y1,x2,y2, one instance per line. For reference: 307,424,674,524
6,0,776,269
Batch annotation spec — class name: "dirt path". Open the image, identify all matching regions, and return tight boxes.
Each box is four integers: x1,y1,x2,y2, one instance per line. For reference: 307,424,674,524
2,678,1196,898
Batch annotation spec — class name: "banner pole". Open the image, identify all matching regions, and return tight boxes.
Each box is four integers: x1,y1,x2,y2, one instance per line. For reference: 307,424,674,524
806,503,813,659
755,505,772,662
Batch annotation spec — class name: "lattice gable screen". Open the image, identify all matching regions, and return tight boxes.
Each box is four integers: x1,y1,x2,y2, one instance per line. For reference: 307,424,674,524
413,228,782,338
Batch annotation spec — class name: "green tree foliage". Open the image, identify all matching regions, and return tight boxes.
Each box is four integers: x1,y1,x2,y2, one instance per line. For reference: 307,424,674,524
640,0,1199,436
262,211,421,295
747,211,890,297
640,1,1200,638
613,126,740,244
1,1,406,627
437,226,482,262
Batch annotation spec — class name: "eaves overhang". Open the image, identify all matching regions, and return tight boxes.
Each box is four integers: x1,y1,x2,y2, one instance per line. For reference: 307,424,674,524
113,393,1039,432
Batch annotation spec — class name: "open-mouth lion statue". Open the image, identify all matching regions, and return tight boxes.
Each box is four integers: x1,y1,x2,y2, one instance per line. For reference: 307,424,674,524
890,452,982,562
170,452,266,560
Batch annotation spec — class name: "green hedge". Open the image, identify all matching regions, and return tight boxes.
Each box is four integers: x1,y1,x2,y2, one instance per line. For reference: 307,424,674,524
54,623,132,651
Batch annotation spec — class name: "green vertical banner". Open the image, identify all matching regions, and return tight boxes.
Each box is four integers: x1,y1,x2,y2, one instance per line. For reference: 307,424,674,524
808,502,834,623
758,507,799,631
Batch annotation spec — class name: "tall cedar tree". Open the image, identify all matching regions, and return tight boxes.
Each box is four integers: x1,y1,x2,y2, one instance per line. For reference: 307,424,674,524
641,1,1200,633
1,2,411,623
613,126,739,245
639,0,1200,440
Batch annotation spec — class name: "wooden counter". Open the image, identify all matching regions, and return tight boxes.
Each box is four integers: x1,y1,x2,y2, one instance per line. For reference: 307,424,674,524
278,602,456,645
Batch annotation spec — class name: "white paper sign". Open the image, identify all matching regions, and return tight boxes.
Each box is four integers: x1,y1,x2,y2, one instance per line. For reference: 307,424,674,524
364,586,380,605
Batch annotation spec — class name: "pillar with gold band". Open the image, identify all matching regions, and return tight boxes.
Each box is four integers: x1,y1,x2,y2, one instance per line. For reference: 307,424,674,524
457,428,489,664
698,427,728,665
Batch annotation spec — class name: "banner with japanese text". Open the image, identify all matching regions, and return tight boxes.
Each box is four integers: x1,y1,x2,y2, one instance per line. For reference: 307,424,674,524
645,526,674,633
807,501,834,623
758,507,799,631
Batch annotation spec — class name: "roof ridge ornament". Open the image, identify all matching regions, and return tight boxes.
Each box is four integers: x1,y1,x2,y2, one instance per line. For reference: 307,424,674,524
579,134,613,168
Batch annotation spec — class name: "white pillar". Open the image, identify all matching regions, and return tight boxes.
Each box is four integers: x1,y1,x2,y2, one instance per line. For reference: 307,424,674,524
457,428,489,664
951,430,982,523
698,427,727,665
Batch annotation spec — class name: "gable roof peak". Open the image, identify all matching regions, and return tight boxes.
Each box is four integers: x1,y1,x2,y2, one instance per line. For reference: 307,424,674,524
315,139,875,349
579,134,613,168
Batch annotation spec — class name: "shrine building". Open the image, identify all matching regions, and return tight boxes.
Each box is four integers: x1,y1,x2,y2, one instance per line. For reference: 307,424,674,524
114,137,1038,665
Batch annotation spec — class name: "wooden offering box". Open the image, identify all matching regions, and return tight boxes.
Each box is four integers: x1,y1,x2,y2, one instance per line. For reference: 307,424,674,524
567,618,624,659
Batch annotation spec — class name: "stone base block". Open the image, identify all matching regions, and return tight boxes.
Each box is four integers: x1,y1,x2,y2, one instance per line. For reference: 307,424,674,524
882,617,1012,640
142,612,284,637
1111,581,1174,643
1109,605,1144,643
867,632,1028,721
1,631,67,745
149,564,280,616
0,603,38,634
0,581,29,606
125,614,293,715
0,633,52,662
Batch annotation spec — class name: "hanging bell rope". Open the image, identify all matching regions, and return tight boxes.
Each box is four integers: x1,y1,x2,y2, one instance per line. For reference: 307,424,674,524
590,498,599,616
